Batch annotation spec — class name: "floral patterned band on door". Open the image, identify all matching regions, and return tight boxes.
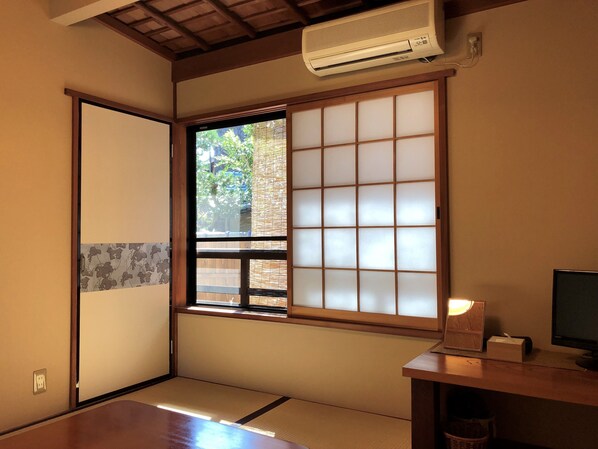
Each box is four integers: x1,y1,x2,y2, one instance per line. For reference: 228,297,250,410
80,243,170,292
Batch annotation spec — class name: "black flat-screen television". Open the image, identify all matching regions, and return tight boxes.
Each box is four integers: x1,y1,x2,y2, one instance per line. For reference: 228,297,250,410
552,269,598,370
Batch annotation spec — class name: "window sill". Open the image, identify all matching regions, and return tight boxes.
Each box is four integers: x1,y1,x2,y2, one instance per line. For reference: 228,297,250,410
175,305,443,339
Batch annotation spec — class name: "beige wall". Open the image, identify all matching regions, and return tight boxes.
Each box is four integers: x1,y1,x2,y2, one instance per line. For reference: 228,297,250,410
0,0,171,432
178,314,436,418
176,0,598,435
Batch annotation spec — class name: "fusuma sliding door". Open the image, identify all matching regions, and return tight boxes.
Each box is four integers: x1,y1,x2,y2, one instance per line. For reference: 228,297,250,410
73,97,171,405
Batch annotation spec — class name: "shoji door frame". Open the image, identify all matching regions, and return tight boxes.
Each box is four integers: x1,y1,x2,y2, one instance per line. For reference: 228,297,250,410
67,89,174,408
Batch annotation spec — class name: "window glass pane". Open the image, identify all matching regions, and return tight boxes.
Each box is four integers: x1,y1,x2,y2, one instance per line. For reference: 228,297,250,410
358,184,394,226
292,150,321,188
396,181,436,226
252,124,287,237
292,109,321,149
323,145,355,186
324,187,356,226
250,259,287,291
193,114,287,311
325,270,357,311
195,117,286,238
196,292,240,306
324,103,355,146
360,271,396,315
396,228,436,271
396,136,435,181
293,268,322,308
293,189,321,227
250,296,287,308
396,90,435,137
324,229,357,268
248,240,287,250
293,229,322,267
196,258,240,290
358,141,394,184
359,228,395,270
397,272,437,318
358,97,393,141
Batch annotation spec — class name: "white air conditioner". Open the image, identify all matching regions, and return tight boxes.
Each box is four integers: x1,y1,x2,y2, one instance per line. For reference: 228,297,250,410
302,0,444,76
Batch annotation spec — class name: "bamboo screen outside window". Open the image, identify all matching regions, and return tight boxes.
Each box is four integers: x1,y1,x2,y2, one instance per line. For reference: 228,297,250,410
287,80,448,331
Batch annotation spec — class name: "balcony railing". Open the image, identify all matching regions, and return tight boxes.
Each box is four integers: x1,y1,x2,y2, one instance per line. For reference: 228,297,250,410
194,236,287,311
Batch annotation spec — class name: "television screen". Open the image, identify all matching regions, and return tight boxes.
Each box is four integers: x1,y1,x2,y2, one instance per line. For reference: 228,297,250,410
552,270,598,370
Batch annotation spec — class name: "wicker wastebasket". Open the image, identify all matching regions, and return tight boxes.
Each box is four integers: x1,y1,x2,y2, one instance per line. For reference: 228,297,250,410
444,421,489,449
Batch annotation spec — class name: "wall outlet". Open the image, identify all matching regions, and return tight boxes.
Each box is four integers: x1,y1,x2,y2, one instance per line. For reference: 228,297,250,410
467,32,482,57
33,369,47,395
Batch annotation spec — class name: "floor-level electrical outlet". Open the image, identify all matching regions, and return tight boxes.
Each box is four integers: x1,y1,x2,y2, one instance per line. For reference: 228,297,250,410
33,369,47,394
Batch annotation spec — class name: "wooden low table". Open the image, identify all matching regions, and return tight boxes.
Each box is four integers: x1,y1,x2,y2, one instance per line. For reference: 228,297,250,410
0,400,307,449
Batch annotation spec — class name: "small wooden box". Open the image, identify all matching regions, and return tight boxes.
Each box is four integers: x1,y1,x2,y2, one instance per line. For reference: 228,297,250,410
487,336,525,362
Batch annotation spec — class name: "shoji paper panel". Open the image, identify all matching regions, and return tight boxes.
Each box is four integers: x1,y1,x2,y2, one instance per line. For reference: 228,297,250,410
397,272,437,318
323,145,355,186
290,83,443,329
396,136,435,181
360,271,396,315
323,103,355,146
396,90,435,137
293,268,322,308
292,108,321,149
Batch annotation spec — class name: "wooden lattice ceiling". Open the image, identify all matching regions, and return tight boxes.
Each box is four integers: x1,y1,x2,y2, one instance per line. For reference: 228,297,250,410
97,0,524,63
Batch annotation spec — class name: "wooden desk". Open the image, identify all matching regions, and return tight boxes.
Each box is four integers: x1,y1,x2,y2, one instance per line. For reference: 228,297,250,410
402,351,598,449
0,400,307,449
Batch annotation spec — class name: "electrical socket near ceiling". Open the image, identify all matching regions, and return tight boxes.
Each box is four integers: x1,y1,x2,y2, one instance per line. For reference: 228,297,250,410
467,32,483,57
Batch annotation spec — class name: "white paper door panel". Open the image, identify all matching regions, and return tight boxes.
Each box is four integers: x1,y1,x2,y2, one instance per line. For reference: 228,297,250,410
79,285,169,401
78,103,170,403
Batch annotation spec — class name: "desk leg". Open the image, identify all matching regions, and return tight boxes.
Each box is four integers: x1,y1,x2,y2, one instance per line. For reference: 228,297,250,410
411,379,440,449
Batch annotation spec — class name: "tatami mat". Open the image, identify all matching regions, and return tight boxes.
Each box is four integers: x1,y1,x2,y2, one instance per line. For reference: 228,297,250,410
119,377,282,423
241,398,411,449
2,378,412,449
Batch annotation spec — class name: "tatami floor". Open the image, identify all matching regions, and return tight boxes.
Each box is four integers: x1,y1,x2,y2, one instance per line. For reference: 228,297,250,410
121,377,412,449
1,377,411,448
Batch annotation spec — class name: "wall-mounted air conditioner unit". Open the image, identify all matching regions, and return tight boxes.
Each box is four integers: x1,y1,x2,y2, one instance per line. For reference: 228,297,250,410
302,0,444,77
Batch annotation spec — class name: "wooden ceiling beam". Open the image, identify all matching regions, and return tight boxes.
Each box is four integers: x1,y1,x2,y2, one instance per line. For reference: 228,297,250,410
129,0,205,27
444,0,527,18
145,10,219,38
95,13,176,61
203,0,257,38
277,0,309,25
173,27,302,82
135,1,211,51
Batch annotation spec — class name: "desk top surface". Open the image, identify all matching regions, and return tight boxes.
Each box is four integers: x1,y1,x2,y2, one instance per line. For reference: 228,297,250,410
0,400,307,449
403,350,598,407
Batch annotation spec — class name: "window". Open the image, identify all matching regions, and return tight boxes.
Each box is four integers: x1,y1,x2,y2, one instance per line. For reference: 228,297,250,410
187,112,287,312
288,81,448,331
183,73,450,334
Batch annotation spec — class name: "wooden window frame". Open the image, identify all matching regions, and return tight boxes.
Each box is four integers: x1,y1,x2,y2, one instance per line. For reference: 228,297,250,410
173,70,454,339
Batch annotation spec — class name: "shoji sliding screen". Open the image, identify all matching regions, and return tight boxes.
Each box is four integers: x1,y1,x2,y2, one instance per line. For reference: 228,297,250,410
74,99,171,404
288,80,448,331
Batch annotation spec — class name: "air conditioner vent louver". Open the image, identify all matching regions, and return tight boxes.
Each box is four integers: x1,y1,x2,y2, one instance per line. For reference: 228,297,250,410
302,0,444,77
